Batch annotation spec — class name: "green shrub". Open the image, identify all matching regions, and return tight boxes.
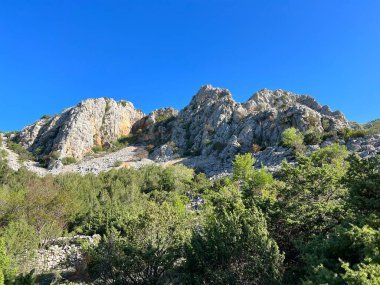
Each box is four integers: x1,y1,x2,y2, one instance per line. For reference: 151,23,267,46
87,199,192,284
155,114,172,123
113,160,123,167
40,114,51,120
61,156,77,165
0,149,7,160
7,141,34,161
0,238,10,285
37,150,60,168
184,186,284,284
92,145,103,153
281,127,304,151
339,128,369,140
118,134,136,145
0,138,379,285
105,100,111,113
322,130,338,141
321,118,331,130
2,220,39,272
364,119,380,134
50,151,60,160
304,129,322,145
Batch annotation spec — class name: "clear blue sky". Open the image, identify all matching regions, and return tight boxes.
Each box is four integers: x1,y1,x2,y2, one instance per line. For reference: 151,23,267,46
1,0,379,131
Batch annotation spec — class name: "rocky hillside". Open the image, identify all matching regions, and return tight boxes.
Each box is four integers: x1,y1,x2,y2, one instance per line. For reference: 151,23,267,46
172,85,349,153
142,85,352,173
15,98,143,161
10,85,379,176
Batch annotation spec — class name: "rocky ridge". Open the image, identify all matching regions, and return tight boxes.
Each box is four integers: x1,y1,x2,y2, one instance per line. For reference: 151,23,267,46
8,85,380,176
147,85,352,174
16,98,143,160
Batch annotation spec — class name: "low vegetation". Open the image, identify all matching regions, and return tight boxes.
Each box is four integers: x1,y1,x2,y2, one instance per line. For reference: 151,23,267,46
0,142,379,284
6,141,34,162
89,135,137,156
91,145,103,153
61,156,77,165
113,160,123,167
0,150,6,160
40,114,51,120
281,127,305,151
364,119,380,133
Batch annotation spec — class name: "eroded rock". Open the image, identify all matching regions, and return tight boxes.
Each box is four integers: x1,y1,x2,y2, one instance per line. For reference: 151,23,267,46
16,98,144,160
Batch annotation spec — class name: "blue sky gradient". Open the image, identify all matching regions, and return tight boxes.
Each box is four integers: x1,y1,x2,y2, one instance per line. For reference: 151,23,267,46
0,0,379,131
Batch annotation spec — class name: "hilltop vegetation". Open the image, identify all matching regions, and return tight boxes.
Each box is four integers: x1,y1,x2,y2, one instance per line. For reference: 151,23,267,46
0,141,379,284
365,119,380,133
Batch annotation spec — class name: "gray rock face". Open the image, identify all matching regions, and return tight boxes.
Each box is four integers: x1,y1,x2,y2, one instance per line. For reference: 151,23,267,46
253,146,295,173
16,98,144,159
346,135,380,157
136,107,178,129
150,143,179,162
169,85,349,165
11,85,377,177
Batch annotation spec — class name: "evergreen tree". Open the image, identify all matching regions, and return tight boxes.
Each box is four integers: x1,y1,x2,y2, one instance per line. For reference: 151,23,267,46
184,186,284,285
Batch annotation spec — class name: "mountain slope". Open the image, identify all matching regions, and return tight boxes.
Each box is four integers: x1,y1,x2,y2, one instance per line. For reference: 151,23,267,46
147,86,350,169
10,85,379,176
16,98,143,161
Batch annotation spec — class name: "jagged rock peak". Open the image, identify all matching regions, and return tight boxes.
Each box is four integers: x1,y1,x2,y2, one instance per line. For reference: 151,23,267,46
13,86,351,175
16,97,144,160
244,88,342,118
188,85,235,107
167,85,350,175
188,86,346,120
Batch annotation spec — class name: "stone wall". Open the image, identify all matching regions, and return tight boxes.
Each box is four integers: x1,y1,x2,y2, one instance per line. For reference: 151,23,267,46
34,235,100,273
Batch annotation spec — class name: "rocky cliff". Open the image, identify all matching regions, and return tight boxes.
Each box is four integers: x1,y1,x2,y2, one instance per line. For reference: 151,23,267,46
147,85,350,172
12,85,377,176
16,98,143,160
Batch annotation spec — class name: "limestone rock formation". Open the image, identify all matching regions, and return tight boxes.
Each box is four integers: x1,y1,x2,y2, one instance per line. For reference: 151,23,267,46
132,107,178,145
11,85,377,177
168,85,350,166
16,98,144,160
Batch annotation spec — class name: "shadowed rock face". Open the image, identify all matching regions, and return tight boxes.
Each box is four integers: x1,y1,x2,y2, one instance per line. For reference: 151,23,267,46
16,98,144,159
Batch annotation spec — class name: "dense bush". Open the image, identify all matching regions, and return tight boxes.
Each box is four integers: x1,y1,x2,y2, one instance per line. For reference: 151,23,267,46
184,186,284,285
0,150,6,160
364,119,380,133
87,196,193,284
339,128,370,140
304,128,322,145
91,145,103,153
0,144,379,284
40,114,50,120
6,141,34,162
61,156,77,165
281,127,305,151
